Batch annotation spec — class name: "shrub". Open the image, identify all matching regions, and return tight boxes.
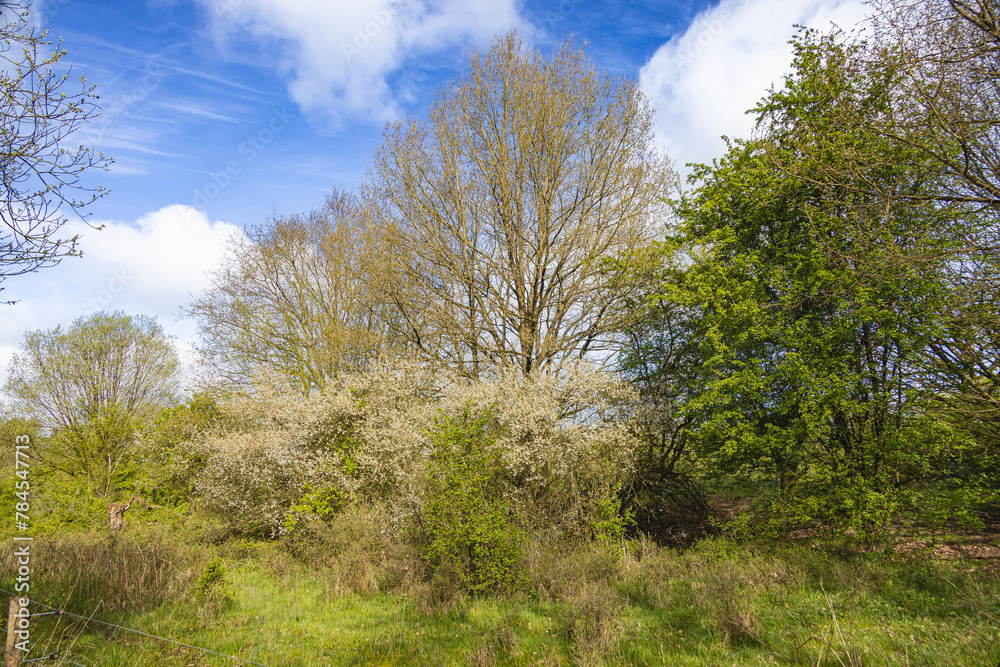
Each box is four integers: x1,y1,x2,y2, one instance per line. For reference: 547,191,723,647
195,375,362,537
436,363,640,537
280,503,421,595
0,528,205,613
559,582,624,666
132,393,222,508
422,405,523,595
193,555,233,611
195,359,641,541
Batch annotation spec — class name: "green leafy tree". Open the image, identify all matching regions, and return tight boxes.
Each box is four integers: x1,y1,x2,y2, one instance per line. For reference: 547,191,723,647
612,242,711,543
4,311,179,496
625,30,986,540
134,393,224,508
759,3,1000,445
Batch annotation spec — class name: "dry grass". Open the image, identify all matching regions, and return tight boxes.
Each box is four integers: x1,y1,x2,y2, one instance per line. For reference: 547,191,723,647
0,526,207,613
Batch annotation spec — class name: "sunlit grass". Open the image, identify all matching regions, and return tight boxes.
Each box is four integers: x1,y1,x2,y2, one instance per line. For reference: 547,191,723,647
7,536,999,666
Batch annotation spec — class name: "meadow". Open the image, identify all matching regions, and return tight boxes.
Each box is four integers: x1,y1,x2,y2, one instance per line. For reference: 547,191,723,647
3,510,998,666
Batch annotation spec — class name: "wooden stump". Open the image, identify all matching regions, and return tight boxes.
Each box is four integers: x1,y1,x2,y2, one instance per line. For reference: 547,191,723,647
4,596,27,667
108,499,131,531
108,494,185,531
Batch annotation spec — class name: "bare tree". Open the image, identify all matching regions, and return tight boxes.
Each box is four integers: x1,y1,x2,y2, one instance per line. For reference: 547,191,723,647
862,0,1000,434
188,189,403,393
864,0,1000,216
365,30,673,378
0,1,111,298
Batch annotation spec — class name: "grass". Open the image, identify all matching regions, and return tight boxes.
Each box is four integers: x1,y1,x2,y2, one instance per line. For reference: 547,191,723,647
3,528,999,666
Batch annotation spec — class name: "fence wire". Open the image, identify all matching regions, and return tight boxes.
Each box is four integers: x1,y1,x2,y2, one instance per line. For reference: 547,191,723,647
0,589,271,666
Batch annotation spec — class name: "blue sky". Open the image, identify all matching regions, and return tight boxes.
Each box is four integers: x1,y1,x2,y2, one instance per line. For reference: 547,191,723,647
1,0,870,390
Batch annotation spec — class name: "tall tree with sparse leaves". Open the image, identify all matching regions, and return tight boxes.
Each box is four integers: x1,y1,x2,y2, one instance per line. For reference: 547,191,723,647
365,30,673,378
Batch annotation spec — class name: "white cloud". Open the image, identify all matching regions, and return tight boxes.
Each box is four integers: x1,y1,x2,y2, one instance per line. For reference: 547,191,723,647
640,0,869,176
197,0,529,124
0,205,241,392
27,0,68,28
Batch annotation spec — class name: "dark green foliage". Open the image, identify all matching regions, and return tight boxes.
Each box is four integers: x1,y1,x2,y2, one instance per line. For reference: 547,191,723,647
618,29,992,541
422,405,523,595
614,247,714,544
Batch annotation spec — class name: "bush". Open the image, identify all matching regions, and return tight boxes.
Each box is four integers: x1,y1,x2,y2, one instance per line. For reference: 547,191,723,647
422,405,523,595
192,555,234,612
194,359,640,542
195,376,362,537
559,582,624,666
279,503,422,595
132,394,222,508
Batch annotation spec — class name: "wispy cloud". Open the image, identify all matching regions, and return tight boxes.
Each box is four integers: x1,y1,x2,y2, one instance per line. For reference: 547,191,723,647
196,0,532,125
163,64,270,96
91,131,188,159
639,0,869,176
158,101,246,123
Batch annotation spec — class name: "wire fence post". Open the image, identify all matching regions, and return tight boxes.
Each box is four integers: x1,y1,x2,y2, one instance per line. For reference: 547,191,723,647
4,595,26,667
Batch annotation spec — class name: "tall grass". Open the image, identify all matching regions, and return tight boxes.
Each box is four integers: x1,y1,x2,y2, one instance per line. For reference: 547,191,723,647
0,526,209,614
2,523,998,665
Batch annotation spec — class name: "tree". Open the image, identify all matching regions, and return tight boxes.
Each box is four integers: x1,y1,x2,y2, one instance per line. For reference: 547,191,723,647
3,311,179,495
755,4,1000,440
0,1,111,298
365,30,673,378
187,189,402,393
612,242,712,543
623,30,986,539
864,0,1000,444
863,0,1000,214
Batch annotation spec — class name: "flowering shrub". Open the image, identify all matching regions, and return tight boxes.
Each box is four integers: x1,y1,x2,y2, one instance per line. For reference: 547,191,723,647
196,372,362,537
435,364,640,536
195,359,640,539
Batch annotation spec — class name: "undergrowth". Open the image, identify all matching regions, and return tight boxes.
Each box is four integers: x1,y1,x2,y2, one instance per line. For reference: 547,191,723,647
2,520,998,666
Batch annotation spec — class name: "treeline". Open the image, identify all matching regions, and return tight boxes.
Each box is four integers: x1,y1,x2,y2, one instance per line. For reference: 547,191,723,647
3,0,999,592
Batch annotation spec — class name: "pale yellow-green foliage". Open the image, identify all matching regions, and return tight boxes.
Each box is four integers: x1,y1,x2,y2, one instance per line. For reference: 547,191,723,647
365,29,673,378
194,359,640,537
187,189,403,394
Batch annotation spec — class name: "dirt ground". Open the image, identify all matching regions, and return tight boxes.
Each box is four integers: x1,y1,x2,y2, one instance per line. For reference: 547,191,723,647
710,495,1000,569
892,505,1000,568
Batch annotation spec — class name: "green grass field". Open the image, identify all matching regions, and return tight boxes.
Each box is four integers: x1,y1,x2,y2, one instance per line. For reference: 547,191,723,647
4,526,999,666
